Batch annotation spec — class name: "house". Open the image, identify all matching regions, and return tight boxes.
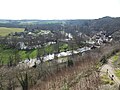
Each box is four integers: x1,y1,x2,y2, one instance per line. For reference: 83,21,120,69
86,38,95,45
17,42,27,50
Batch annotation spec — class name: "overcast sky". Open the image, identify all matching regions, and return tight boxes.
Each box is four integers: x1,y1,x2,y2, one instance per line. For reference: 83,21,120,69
0,0,120,20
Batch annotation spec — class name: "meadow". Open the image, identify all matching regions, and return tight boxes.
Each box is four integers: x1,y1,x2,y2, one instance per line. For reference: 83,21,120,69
0,27,24,36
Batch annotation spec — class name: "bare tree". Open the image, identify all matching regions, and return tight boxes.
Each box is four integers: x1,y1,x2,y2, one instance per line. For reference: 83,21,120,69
16,72,29,90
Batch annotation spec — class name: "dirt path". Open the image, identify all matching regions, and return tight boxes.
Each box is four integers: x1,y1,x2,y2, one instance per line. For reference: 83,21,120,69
100,58,120,85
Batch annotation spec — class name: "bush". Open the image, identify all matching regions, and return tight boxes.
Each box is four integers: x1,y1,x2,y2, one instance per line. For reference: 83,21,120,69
110,81,114,85
67,59,73,67
100,56,107,64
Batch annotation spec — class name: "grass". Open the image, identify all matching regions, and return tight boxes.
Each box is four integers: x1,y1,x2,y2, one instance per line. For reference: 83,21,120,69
0,42,70,64
0,48,38,64
111,53,120,63
19,50,27,59
45,44,54,54
112,55,119,63
60,43,68,52
115,69,120,79
0,27,24,36
101,74,114,85
0,49,13,63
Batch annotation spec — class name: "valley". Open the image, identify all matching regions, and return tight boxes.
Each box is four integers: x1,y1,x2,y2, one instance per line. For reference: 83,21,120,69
0,17,120,90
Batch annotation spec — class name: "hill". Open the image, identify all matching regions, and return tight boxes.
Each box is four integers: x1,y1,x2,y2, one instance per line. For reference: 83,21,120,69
0,16,120,38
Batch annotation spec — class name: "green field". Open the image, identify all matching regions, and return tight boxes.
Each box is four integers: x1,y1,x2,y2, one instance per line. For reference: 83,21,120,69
0,43,70,64
0,27,24,36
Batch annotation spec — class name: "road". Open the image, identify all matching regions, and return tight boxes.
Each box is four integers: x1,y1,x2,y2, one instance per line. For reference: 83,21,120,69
100,58,120,85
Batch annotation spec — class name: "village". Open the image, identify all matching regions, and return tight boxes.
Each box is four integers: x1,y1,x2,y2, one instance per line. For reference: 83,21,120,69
15,29,113,68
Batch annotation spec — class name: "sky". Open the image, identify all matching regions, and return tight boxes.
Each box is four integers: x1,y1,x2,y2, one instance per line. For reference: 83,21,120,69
0,0,120,20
